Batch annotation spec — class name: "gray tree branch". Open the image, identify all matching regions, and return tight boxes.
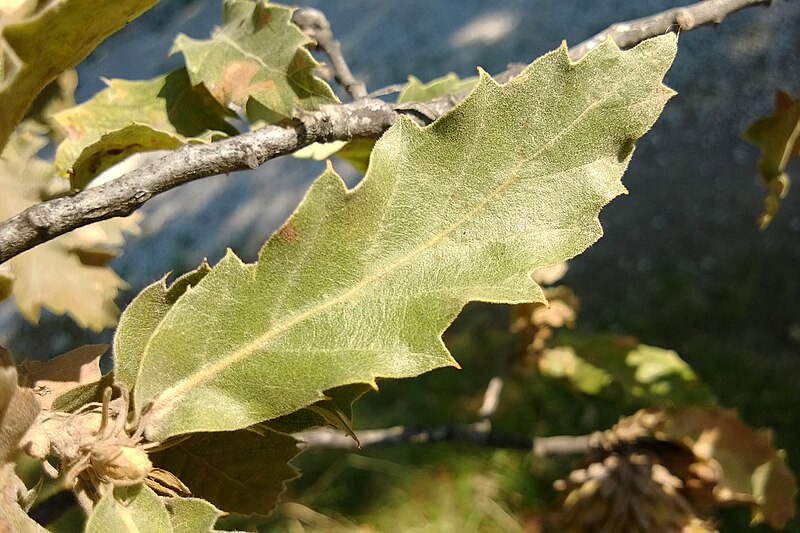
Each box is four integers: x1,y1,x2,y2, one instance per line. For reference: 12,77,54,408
292,7,368,100
298,424,594,456
0,0,771,265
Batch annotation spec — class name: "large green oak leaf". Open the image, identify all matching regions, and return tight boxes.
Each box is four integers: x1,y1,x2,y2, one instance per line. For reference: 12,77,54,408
171,0,337,123
122,36,676,441
0,0,159,151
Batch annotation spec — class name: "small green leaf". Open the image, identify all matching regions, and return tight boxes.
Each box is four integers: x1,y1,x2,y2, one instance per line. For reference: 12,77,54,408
50,372,115,413
743,90,800,228
542,334,714,407
397,73,478,103
171,0,337,122
164,498,226,533
85,485,172,533
150,428,300,516
114,263,211,394
54,69,236,189
123,35,676,441
0,0,160,150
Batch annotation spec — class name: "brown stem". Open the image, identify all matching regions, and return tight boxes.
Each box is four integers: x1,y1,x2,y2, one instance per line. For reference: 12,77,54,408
292,7,368,100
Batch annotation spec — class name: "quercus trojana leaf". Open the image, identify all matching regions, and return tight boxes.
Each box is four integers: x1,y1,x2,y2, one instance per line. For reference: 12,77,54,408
114,263,212,394
0,0,159,151
121,35,676,441
85,485,172,533
743,90,800,228
164,498,227,533
54,69,237,189
171,0,337,123
0,126,137,330
150,428,299,515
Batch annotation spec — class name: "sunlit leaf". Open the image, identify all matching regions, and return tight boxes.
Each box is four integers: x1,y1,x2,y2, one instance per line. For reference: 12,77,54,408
114,263,211,394
0,126,137,330
121,35,676,441
150,428,300,515
54,70,236,189
164,497,227,533
85,485,172,533
171,0,337,123
540,334,715,407
0,0,159,151
397,72,478,103
17,344,107,409
743,90,800,228
646,407,797,529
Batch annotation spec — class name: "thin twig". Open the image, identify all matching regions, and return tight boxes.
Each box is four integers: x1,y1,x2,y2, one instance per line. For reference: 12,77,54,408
0,0,772,265
569,0,771,60
298,424,595,456
299,424,533,451
292,8,368,100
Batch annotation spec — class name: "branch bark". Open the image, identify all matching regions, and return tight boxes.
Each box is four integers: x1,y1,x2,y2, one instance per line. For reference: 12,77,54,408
292,7,368,100
0,0,772,265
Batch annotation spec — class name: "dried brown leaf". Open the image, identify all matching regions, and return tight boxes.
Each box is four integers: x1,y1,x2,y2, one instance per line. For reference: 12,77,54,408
17,345,107,410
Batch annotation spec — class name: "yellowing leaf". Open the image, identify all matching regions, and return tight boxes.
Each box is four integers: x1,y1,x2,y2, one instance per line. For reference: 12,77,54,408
17,344,107,410
0,0,160,151
0,126,137,330
743,90,800,228
121,35,677,441
649,407,797,529
54,69,237,189
171,0,337,122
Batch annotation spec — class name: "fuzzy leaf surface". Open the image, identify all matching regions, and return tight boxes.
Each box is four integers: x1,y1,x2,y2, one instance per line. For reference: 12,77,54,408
0,0,159,150
54,69,236,189
743,90,800,228
127,36,676,441
0,127,135,330
85,485,172,533
114,264,212,394
171,0,337,122
150,428,299,515
164,498,227,532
